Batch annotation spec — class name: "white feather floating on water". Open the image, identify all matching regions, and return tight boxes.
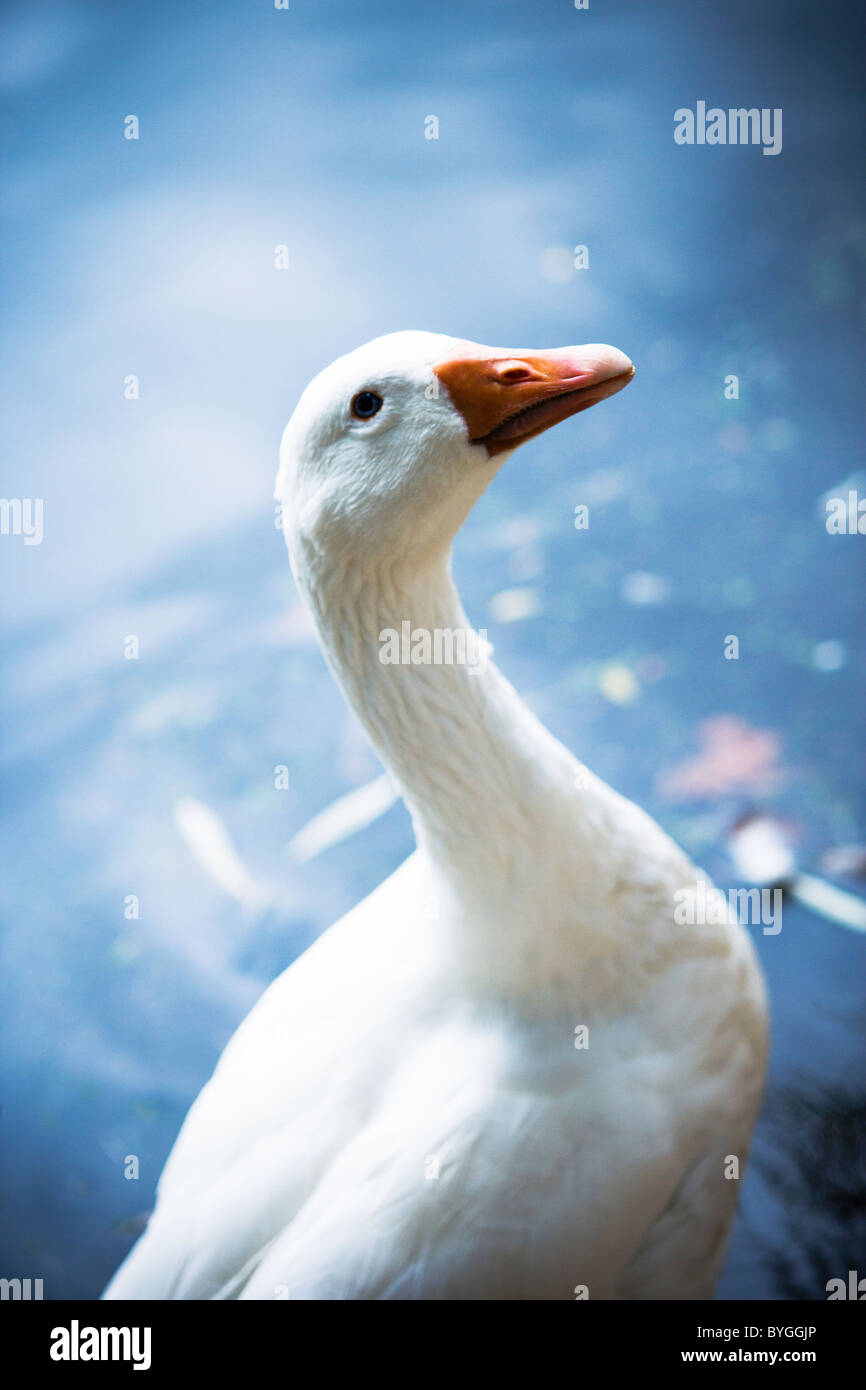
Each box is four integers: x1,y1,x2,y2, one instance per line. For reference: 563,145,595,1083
791,872,866,933
287,773,399,864
174,796,269,914
727,813,866,933
726,814,797,886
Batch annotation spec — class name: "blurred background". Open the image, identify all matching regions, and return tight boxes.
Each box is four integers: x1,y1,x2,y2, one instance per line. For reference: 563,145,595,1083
1,0,864,1299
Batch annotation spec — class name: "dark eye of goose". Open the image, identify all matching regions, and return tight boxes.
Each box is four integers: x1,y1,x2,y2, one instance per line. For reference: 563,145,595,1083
351,390,383,420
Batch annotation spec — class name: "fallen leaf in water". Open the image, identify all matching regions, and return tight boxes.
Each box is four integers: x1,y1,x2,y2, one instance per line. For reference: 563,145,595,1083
658,715,783,800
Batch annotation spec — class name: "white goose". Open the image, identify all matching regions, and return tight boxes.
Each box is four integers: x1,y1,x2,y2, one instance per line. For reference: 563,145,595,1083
105,331,767,1301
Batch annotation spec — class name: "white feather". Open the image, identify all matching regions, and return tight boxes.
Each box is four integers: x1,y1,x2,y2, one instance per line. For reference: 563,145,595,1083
287,773,398,863
174,796,267,914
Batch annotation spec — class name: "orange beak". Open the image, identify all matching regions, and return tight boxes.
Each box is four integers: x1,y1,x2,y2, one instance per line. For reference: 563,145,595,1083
434,344,634,456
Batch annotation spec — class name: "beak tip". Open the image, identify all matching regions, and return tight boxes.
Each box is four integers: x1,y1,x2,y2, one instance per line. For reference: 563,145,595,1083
435,341,635,452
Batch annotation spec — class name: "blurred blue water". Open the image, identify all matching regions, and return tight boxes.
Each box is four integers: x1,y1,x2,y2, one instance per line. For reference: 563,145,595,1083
0,0,863,1298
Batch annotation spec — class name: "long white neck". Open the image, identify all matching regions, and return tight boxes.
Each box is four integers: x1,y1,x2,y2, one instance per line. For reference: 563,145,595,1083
292,534,673,1006
296,543,582,901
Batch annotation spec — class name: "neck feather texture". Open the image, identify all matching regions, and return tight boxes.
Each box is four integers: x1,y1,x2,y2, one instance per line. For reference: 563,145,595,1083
294,540,698,1008
298,545,580,898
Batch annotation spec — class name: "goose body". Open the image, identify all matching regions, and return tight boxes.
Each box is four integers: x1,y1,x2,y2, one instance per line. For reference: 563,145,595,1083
105,331,767,1300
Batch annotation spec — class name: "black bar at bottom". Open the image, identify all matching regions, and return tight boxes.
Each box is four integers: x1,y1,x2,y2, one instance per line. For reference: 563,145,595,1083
2,1298,859,1374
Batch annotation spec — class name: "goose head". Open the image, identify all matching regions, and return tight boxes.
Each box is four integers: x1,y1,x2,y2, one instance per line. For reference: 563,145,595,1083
276,330,633,576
